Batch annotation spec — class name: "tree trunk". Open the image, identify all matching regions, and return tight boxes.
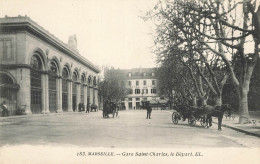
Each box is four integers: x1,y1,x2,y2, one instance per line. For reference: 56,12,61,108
215,94,222,106
192,96,197,107
238,85,250,123
237,65,254,124
201,98,207,106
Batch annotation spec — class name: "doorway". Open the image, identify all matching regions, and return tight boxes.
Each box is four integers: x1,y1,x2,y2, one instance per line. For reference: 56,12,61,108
73,95,76,112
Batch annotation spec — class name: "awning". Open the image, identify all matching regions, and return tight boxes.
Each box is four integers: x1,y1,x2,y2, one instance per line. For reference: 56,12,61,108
149,99,168,105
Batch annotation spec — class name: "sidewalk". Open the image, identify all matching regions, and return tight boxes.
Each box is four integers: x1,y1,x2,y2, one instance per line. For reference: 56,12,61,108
213,112,260,138
0,110,99,120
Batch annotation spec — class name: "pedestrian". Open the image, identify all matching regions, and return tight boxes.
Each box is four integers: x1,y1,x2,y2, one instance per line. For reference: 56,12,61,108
1,101,9,117
146,101,152,119
115,105,119,117
86,103,90,113
82,103,85,112
78,103,82,112
134,106,136,110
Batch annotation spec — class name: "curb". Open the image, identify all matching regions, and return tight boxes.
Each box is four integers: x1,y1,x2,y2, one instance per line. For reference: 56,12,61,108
213,121,260,138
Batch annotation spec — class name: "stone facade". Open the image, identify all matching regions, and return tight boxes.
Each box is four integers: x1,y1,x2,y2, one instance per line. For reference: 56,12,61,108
0,16,99,115
121,68,162,110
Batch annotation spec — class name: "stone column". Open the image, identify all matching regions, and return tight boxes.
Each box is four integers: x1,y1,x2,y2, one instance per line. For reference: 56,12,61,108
41,74,46,114
45,74,50,113
125,100,129,110
16,67,31,114
76,82,81,112
56,77,63,113
89,87,93,105
87,86,90,104
67,80,73,112
83,84,88,111
94,88,98,109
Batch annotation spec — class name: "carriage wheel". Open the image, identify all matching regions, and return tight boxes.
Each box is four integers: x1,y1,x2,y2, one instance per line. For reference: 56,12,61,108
200,117,205,126
200,119,208,127
188,116,196,126
172,112,179,124
200,116,208,128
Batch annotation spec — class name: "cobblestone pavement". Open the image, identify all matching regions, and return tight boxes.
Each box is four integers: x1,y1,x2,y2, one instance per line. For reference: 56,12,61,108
0,110,260,148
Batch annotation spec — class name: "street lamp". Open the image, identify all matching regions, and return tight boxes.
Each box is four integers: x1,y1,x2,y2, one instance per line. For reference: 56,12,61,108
141,90,144,110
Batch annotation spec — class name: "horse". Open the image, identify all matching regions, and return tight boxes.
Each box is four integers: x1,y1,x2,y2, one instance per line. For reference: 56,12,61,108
103,100,110,118
200,104,231,130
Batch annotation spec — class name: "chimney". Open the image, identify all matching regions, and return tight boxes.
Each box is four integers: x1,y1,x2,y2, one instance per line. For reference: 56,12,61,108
68,34,79,53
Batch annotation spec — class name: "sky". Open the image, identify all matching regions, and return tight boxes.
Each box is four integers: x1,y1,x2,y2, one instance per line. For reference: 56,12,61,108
0,0,158,69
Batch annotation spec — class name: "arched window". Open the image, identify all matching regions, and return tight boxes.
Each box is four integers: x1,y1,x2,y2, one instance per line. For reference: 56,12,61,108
88,76,92,85
0,73,13,84
49,60,58,113
72,72,77,82
62,67,69,112
81,74,85,83
30,55,43,114
93,77,97,85
31,55,42,70
49,61,58,74
72,71,78,111
80,74,85,103
62,67,69,79
0,73,18,115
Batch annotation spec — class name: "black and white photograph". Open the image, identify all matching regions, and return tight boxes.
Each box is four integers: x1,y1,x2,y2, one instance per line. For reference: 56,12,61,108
0,0,260,163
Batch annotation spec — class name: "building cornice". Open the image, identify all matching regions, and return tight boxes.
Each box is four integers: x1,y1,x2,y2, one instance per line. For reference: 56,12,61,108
0,64,32,69
0,16,100,73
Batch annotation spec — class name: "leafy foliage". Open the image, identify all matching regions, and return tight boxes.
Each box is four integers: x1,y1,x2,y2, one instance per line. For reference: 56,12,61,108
98,67,127,102
143,0,259,122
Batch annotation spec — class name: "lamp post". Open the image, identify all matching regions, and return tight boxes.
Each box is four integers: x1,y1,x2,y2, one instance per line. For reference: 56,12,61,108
141,90,144,110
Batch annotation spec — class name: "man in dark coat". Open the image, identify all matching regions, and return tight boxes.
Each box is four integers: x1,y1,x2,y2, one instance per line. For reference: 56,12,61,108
146,101,152,119
86,103,90,113
78,103,82,112
82,103,85,112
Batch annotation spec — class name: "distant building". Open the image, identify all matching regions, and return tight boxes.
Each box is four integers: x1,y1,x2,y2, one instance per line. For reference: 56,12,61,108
121,68,163,110
0,16,99,115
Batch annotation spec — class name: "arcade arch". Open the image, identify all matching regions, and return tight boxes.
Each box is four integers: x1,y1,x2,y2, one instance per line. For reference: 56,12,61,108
0,72,19,115
30,54,44,114
48,60,59,112
62,65,70,112
72,70,79,111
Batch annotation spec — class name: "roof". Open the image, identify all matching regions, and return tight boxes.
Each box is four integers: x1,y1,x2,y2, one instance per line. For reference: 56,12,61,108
120,68,158,80
0,16,100,73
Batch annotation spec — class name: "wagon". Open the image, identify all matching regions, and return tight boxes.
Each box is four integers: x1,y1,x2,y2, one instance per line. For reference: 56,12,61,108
103,101,118,118
172,104,232,130
171,105,201,127
91,104,97,112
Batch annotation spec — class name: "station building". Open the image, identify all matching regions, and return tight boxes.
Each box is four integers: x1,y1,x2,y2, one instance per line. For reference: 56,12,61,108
121,68,164,110
0,16,100,115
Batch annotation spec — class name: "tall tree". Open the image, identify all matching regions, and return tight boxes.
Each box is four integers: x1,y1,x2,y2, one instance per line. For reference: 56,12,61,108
98,67,127,103
145,0,259,123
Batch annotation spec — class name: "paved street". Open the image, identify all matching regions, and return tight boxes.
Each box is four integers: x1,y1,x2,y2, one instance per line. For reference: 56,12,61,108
0,110,260,148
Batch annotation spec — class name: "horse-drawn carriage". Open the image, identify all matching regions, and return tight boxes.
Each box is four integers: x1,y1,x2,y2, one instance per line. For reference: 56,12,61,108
172,105,203,126
91,104,98,112
103,100,119,118
172,104,231,130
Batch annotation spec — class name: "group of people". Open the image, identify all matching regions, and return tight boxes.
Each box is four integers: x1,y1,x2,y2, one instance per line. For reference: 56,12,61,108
78,103,93,113
1,100,153,119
